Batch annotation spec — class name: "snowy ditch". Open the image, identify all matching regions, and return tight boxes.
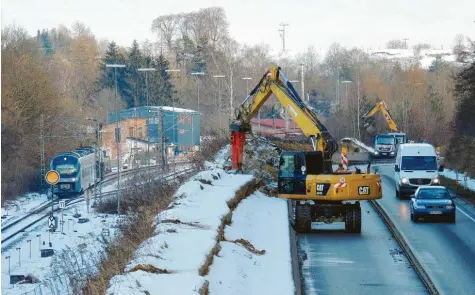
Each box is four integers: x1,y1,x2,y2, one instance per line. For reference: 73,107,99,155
106,148,295,295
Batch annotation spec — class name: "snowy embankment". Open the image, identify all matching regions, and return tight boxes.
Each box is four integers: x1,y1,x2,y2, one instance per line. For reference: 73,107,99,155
440,169,475,192
207,191,294,294
107,147,295,295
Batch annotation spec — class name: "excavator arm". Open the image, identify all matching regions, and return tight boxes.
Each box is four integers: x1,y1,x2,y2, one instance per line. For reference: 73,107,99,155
230,66,338,170
362,101,398,133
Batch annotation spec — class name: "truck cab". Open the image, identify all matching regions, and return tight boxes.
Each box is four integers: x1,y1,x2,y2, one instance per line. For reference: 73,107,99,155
372,134,397,158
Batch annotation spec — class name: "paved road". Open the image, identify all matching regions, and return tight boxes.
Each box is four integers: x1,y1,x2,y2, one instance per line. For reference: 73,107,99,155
375,164,475,295
298,201,427,295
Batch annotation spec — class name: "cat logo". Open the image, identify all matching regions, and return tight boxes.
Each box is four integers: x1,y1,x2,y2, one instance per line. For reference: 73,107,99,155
358,186,370,195
316,184,324,192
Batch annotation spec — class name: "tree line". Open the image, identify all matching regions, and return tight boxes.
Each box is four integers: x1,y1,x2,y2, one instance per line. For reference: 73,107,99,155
2,7,474,201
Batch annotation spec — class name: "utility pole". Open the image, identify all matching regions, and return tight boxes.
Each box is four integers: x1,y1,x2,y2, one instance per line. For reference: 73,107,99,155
87,118,103,205
160,109,167,168
279,23,289,55
191,71,205,151
138,68,156,173
39,114,45,191
403,38,409,49
165,69,181,178
106,63,126,215
213,75,225,129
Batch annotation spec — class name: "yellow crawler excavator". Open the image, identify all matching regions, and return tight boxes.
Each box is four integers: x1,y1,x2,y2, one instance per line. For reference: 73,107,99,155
229,66,382,233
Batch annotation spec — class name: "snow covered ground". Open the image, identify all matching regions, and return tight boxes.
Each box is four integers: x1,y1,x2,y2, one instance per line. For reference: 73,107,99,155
106,147,295,295
1,201,121,295
1,193,49,227
440,169,475,192
207,191,294,295
1,165,193,294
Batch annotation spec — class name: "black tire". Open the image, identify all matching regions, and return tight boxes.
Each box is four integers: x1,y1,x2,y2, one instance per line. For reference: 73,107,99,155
345,205,362,233
410,212,414,221
396,185,400,199
448,213,456,223
295,204,312,233
412,213,418,222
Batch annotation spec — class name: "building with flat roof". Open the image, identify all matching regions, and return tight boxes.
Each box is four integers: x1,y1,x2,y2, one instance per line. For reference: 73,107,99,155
104,106,200,164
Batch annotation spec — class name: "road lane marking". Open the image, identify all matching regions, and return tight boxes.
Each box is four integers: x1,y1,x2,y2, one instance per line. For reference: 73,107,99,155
456,207,475,222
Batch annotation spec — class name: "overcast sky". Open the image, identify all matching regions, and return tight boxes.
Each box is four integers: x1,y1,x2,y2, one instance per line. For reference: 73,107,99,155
2,0,474,55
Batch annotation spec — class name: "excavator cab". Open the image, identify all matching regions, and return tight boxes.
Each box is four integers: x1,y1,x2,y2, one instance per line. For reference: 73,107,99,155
278,151,330,195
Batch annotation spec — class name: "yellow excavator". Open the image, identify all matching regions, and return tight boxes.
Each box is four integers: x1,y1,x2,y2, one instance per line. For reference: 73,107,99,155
362,101,398,134
229,66,382,233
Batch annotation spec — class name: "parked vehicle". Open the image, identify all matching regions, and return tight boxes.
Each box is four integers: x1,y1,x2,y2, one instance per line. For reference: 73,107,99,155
395,143,444,198
410,186,456,222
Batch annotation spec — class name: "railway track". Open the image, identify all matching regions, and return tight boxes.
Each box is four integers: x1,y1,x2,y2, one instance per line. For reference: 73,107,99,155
1,165,195,249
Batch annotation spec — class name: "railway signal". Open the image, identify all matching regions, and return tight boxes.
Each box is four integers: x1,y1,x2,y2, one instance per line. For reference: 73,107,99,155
45,170,60,185
45,170,60,230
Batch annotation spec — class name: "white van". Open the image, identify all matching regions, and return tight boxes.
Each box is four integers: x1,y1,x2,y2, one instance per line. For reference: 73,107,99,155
394,143,444,198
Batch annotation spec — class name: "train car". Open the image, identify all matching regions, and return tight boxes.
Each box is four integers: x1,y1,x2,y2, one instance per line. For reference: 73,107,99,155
50,146,104,198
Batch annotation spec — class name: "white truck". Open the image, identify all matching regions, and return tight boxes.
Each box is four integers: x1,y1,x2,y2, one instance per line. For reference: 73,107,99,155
394,143,444,198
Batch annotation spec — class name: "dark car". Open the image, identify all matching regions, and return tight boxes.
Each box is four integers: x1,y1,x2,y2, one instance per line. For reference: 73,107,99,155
410,186,456,222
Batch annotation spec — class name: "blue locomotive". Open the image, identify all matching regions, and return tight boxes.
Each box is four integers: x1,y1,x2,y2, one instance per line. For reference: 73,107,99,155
50,146,105,198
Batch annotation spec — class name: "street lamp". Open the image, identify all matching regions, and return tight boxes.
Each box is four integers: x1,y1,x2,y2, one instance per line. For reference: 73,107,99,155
242,77,252,94
105,63,126,215
213,75,225,129
191,72,205,115
165,69,181,177
138,68,156,171
341,80,352,103
137,68,156,107
192,71,205,151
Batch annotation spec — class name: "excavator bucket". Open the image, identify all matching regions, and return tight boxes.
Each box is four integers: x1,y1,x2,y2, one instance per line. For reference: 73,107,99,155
365,124,376,135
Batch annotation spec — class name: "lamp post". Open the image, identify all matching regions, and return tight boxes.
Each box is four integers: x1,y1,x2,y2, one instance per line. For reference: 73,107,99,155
105,63,126,215
213,75,225,129
341,80,352,103
165,69,181,177
191,72,205,115
300,64,305,101
191,72,205,151
138,68,156,171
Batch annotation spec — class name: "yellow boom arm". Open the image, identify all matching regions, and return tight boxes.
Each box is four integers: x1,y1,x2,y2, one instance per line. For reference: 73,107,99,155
362,101,398,133
231,66,338,160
